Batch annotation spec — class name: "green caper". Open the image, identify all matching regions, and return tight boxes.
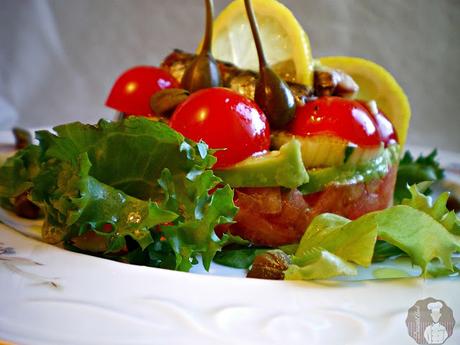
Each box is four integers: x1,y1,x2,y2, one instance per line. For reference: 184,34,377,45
181,0,221,92
150,88,190,117
244,0,296,129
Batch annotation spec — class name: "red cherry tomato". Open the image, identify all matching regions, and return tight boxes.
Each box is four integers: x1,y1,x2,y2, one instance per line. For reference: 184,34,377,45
358,101,398,145
290,96,386,147
170,88,270,168
373,111,398,145
106,66,179,116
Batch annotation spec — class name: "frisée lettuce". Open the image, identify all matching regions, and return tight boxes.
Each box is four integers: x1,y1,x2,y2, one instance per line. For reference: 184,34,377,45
0,117,240,271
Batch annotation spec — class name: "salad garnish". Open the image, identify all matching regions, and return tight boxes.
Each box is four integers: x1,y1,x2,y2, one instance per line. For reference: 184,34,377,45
283,183,460,280
1,120,458,279
181,0,222,92
395,150,445,203
0,0,458,282
0,118,244,271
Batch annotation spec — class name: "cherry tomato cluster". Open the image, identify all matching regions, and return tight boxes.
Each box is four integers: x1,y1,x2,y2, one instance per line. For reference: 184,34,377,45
106,67,396,168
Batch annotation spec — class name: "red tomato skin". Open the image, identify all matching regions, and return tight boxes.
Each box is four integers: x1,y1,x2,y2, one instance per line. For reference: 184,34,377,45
373,111,398,145
170,88,270,168
106,66,179,116
357,101,398,146
289,96,384,147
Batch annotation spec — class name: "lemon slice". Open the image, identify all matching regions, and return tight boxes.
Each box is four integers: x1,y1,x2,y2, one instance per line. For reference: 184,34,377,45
318,56,411,148
208,0,313,86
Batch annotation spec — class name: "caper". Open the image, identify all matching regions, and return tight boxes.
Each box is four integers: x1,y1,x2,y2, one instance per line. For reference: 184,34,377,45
150,88,190,117
244,0,296,129
181,0,221,92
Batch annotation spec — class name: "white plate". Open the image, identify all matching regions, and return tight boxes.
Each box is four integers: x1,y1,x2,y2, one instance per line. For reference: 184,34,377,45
1,131,460,345
1,223,459,345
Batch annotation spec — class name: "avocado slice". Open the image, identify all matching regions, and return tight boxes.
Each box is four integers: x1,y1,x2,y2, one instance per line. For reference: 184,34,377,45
215,139,309,189
298,144,400,194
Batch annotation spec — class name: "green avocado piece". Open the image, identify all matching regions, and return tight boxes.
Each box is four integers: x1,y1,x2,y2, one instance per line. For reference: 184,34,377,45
298,144,400,194
215,139,309,189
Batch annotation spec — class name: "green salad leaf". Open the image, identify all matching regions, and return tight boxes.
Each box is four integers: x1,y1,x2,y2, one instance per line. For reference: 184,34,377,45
34,153,177,251
157,168,238,271
394,150,444,203
374,205,459,274
213,246,267,269
0,145,41,209
0,117,238,271
294,213,378,267
284,213,378,280
401,182,460,235
285,247,357,280
285,183,460,280
372,240,405,263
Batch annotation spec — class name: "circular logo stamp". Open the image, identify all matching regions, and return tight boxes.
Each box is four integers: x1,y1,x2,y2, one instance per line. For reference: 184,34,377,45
406,297,455,344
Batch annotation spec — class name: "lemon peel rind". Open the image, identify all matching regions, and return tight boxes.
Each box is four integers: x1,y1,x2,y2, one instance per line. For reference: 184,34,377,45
205,0,313,86
319,56,411,149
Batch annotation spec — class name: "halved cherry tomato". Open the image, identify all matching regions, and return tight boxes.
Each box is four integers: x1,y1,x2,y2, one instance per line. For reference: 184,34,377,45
106,66,179,116
170,88,270,168
289,96,395,147
358,101,398,146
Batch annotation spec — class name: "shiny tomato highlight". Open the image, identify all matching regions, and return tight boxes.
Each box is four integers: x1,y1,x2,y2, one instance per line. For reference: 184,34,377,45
106,66,179,116
170,88,270,168
358,101,398,145
290,96,393,147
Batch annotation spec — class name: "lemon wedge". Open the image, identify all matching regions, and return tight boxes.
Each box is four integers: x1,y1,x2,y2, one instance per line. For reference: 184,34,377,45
208,0,313,86
318,56,411,148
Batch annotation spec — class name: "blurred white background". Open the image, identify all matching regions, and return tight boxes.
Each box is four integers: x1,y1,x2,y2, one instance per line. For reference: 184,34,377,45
0,0,459,151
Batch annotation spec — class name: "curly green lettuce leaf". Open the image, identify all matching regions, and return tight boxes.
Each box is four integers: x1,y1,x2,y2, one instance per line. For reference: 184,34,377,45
35,118,216,200
0,145,41,208
426,257,460,278
284,214,378,280
372,205,459,274
401,182,460,235
372,240,405,263
0,118,237,271
213,246,267,269
286,183,460,280
295,213,378,267
33,153,177,251
284,247,357,280
395,150,444,203
158,168,238,271
373,183,460,273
